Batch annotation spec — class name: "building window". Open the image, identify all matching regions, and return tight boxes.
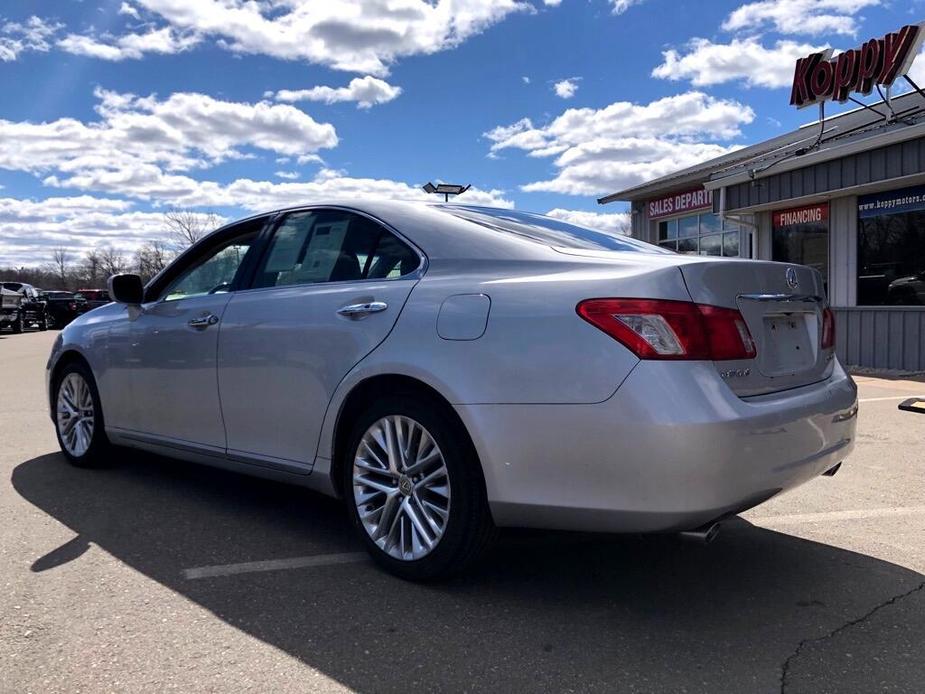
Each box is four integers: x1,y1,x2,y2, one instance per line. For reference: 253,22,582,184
858,185,925,306
772,204,829,296
657,213,741,257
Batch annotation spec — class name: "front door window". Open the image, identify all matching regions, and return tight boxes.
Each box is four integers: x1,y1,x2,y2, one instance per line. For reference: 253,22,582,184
160,236,257,302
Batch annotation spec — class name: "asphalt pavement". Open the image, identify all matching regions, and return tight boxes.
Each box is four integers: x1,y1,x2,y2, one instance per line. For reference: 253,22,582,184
2,330,924,693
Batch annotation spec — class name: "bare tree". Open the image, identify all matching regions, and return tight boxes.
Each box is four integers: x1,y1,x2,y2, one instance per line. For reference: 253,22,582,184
51,248,71,289
99,246,127,278
164,208,221,250
81,250,103,288
135,240,172,281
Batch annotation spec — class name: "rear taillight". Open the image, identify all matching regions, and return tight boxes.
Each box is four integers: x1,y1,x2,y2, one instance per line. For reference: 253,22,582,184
576,298,757,361
821,307,835,349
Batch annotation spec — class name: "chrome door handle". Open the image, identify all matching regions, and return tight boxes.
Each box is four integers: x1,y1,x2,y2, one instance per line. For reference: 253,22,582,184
188,314,219,329
337,301,388,318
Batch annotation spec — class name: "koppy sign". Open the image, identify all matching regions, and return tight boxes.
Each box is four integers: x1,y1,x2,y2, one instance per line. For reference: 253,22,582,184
790,23,924,108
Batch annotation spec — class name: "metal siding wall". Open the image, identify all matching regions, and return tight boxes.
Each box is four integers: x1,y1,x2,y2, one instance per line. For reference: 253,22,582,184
828,196,856,307
725,137,923,210
631,201,647,240
756,211,772,259
834,308,925,371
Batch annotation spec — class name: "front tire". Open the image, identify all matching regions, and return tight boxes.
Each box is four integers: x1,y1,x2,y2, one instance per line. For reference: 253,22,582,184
53,361,111,467
11,311,22,334
344,394,495,581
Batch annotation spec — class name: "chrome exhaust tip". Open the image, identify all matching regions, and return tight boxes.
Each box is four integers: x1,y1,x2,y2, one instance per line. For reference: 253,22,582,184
678,522,721,544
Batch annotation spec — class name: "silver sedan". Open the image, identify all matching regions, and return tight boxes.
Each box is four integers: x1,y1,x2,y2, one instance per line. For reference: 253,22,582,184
46,201,858,580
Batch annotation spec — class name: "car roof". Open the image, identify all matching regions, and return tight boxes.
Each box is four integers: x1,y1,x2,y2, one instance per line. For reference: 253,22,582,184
237,200,568,261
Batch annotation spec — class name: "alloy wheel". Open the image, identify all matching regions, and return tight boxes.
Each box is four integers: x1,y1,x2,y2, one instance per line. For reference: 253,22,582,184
56,372,95,457
352,415,451,561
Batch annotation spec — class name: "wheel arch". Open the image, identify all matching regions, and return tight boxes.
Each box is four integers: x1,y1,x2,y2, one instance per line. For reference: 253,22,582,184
329,374,485,500
48,349,93,413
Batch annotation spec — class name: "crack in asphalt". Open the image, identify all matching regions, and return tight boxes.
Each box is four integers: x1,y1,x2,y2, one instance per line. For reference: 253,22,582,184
779,581,925,693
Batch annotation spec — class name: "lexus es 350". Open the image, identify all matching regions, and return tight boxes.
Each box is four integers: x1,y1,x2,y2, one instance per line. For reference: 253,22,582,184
46,201,858,580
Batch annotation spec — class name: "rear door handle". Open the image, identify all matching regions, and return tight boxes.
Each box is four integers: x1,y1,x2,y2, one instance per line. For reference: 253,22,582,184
188,314,219,329
337,301,388,319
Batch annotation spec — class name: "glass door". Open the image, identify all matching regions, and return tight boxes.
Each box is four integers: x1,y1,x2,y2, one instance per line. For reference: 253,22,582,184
772,204,829,295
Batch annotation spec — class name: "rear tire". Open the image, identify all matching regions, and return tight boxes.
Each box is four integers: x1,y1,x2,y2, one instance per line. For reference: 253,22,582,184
343,393,496,581
53,361,111,467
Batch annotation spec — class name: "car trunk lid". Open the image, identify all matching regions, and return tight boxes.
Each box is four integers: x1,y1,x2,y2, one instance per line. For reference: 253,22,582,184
678,258,832,397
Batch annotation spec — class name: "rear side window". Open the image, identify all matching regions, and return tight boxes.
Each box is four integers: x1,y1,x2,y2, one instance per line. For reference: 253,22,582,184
438,205,665,253
254,209,420,288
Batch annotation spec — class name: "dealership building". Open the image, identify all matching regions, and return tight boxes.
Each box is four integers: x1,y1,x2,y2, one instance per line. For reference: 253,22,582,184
600,28,925,372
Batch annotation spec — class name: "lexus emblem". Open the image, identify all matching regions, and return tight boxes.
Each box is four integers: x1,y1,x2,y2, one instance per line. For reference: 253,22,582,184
785,267,799,290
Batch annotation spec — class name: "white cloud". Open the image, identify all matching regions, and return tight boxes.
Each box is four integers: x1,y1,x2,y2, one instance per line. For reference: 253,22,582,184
522,76,531,84
119,3,141,20
42,165,513,211
485,91,753,195
522,138,741,195
908,47,925,86
0,16,61,62
545,208,630,235
58,26,201,61
0,175,514,266
0,195,219,266
544,0,563,6
275,171,300,180
120,0,528,75
274,76,402,109
553,78,579,99
0,195,133,218
611,0,647,14
722,0,879,37
652,37,825,88
0,88,337,181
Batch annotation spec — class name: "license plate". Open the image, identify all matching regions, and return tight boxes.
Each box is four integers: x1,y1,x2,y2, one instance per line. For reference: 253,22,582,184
765,315,802,336
763,314,814,370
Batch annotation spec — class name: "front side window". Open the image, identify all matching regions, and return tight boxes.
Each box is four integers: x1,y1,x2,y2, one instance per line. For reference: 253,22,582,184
254,209,419,288
160,233,257,301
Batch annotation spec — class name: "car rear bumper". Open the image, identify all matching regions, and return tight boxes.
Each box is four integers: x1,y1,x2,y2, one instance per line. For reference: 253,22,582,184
456,360,857,533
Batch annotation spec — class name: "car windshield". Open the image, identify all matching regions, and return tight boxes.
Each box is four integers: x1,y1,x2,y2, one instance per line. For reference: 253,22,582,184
437,206,666,253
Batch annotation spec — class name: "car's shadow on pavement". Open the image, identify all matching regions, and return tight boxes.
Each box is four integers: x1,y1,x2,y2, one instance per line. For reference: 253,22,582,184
12,451,925,693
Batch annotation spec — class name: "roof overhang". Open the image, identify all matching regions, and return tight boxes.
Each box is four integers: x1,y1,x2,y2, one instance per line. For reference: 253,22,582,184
704,119,925,192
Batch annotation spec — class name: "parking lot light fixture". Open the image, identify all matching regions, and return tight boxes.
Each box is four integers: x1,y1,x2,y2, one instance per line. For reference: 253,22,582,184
422,182,471,202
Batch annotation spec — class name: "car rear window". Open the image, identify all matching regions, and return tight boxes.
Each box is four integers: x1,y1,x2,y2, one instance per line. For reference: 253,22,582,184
436,206,665,253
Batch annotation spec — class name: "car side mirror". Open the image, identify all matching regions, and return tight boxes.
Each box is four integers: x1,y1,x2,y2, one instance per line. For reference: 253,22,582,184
108,274,144,305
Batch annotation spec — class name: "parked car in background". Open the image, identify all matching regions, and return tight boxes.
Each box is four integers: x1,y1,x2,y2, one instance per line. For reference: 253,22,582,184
39,291,87,329
1,282,50,331
76,288,111,311
46,202,858,580
0,285,22,332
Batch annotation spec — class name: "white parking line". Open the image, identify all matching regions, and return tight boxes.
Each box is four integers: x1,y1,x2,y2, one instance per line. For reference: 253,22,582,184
749,506,925,526
185,505,925,578
858,395,925,403
183,552,368,579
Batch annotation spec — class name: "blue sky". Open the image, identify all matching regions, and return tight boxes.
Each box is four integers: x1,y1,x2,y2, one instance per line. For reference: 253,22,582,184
1,0,924,265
